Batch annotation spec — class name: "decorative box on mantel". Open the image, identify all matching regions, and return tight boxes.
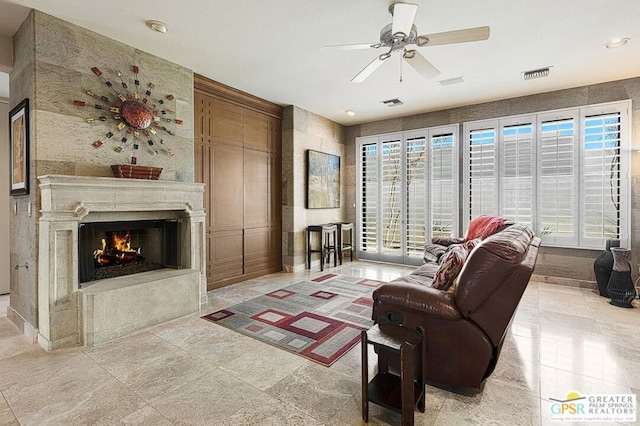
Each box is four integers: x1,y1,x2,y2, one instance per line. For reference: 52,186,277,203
111,164,163,180
37,175,207,350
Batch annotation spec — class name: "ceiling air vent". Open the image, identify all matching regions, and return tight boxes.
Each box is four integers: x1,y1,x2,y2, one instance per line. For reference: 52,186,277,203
522,67,551,81
382,98,403,107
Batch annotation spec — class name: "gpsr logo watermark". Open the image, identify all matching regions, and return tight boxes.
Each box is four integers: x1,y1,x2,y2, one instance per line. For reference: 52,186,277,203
550,392,636,422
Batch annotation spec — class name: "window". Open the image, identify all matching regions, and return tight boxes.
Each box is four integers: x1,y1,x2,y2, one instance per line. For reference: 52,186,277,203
464,101,630,249
356,126,458,265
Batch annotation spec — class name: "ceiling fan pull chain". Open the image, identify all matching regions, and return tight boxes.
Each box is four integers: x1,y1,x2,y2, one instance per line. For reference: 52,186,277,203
399,53,403,83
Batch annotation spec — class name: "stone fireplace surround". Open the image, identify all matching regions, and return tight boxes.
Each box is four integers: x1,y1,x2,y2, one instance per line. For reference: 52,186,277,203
37,175,207,350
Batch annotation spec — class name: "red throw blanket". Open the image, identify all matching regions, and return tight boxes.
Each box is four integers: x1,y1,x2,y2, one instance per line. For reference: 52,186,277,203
465,215,507,240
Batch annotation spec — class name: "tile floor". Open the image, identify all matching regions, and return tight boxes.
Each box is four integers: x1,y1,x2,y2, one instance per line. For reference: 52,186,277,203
0,261,639,425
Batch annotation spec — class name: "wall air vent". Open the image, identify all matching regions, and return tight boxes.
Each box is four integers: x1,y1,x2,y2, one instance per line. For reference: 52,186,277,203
522,67,551,81
381,98,403,107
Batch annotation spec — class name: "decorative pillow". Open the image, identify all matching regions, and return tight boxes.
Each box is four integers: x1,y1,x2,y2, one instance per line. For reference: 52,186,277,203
465,215,507,240
462,238,481,252
432,245,469,291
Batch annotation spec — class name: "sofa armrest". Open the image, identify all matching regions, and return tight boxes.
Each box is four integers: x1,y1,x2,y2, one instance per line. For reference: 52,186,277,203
431,236,465,246
373,282,462,321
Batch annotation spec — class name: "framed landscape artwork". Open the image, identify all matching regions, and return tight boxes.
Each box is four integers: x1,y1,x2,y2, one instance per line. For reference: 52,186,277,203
307,150,340,209
9,98,29,196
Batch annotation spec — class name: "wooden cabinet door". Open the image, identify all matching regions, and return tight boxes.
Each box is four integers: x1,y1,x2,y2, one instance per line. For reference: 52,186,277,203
195,76,282,289
212,143,244,282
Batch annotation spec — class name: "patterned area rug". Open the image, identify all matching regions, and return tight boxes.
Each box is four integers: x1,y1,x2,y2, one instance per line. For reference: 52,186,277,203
202,273,385,366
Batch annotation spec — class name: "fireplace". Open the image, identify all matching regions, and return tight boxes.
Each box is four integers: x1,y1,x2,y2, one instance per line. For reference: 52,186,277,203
78,219,181,285
37,175,207,350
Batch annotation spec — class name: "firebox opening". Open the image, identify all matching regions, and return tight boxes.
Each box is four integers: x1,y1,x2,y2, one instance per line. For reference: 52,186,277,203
78,219,181,286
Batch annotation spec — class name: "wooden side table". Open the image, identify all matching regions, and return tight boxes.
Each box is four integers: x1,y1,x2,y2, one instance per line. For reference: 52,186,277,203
361,323,426,426
333,222,353,265
307,224,337,271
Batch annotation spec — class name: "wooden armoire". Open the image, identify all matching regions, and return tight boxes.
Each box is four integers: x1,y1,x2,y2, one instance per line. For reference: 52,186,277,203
194,75,282,290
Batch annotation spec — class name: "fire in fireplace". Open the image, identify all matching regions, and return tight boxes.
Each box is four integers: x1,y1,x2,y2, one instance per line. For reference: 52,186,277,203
78,219,181,285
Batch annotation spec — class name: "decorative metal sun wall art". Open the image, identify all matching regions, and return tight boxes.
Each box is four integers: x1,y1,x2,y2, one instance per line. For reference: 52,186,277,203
73,65,182,165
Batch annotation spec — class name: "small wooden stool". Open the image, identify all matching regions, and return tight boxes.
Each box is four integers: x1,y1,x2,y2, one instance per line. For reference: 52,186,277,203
361,323,426,426
307,224,337,271
333,222,353,264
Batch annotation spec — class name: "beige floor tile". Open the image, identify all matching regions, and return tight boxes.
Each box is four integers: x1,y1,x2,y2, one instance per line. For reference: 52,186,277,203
117,350,216,403
217,394,324,426
149,367,269,425
83,331,183,378
1,261,640,425
149,314,231,349
117,405,173,425
0,391,18,426
3,370,145,426
180,326,259,366
438,378,540,425
540,365,633,401
0,319,20,341
0,335,40,362
0,347,89,388
266,362,360,423
219,342,307,391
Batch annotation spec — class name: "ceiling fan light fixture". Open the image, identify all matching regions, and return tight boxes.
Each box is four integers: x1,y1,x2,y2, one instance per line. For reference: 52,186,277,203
416,35,429,46
145,20,168,34
403,50,416,59
604,37,630,49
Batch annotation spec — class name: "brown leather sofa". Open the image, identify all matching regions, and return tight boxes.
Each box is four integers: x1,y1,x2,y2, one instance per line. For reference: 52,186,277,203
371,223,540,391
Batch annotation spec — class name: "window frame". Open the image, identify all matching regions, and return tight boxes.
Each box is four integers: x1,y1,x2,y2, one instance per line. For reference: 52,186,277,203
355,125,459,265
463,100,631,249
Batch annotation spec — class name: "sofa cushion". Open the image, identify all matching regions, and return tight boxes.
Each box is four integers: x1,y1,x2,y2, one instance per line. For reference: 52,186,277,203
432,245,468,290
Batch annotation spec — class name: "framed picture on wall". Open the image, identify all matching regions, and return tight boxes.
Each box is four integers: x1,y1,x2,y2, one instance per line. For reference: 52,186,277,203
9,98,29,196
306,149,340,209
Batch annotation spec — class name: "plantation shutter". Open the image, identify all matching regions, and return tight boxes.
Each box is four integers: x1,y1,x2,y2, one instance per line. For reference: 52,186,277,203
538,116,577,244
581,112,622,246
406,136,427,256
430,132,455,237
500,122,534,227
359,142,378,253
381,138,402,255
468,127,498,222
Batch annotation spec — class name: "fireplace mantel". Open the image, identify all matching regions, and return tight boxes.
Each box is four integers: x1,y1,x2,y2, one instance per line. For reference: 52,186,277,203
37,175,207,350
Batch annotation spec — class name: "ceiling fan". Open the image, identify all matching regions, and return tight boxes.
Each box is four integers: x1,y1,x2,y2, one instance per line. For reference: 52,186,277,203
322,2,490,83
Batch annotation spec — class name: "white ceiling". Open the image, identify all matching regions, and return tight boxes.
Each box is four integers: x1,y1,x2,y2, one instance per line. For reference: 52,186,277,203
1,0,640,125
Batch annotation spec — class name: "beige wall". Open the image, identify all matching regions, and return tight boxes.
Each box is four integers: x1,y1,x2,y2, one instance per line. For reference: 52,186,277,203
345,77,640,281
282,106,347,271
0,99,9,295
9,11,194,333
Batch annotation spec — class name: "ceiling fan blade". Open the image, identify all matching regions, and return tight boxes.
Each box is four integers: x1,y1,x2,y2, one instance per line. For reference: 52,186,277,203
417,26,490,47
320,43,379,51
403,50,440,80
391,3,418,36
351,56,388,83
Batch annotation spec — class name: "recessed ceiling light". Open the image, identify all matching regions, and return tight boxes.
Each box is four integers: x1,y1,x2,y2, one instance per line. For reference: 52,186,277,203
346,110,356,116
604,38,630,49
146,20,168,34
